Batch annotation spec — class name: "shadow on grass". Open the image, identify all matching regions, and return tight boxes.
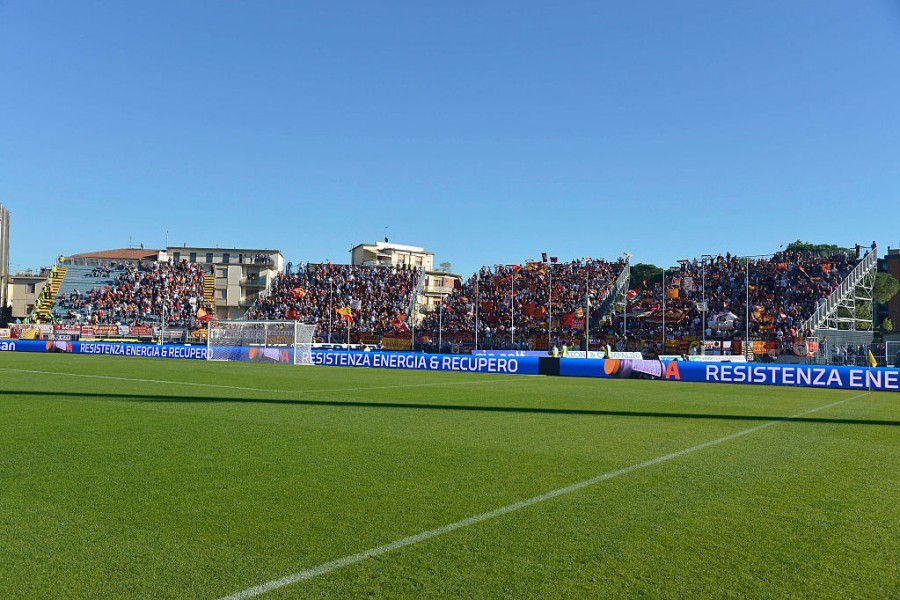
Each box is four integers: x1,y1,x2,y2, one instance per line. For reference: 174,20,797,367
3,389,899,427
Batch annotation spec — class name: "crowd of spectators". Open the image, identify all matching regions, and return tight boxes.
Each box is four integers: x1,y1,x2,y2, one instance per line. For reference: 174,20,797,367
89,266,114,277
617,247,866,352
246,263,420,339
420,258,627,344
58,261,210,329
43,243,874,355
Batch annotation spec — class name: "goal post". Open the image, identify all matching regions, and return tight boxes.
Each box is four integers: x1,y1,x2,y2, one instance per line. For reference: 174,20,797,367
206,320,317,365
293,322,316,365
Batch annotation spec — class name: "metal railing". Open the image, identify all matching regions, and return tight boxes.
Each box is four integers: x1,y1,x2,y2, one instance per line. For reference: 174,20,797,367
409,267,426,322
597,260,630,319
802,247,877,333
424,285,455,295
240,277,268,288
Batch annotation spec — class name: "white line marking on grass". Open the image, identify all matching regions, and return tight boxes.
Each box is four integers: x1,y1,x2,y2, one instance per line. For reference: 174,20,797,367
0,367,530,396
219,391,870,600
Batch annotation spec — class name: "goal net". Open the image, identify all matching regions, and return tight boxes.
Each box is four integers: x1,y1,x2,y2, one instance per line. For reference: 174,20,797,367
207,320,317,365
886,341,900,368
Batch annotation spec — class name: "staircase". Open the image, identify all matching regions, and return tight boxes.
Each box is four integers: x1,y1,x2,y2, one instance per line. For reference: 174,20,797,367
408,267,426,325
30,266,67,323
203,273,216,312
595,258,631,323
802,247,878,334
49,265,118,322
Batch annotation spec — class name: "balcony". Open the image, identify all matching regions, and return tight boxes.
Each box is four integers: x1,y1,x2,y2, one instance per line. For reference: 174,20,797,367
240,277,268,288
424,285,455,296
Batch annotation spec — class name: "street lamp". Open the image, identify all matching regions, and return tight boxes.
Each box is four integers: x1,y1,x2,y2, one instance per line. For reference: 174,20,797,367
510,267,515,347
408,270,417,353
736,254,770,360
438,291,443,352
328,276,333,344
661,265,667,355
584,293,593,352
474,271,480,351
159,302,166,345
700,254,715,354
745,256,750,359
543,253,557,349
583,261,591,351
548,258,553,348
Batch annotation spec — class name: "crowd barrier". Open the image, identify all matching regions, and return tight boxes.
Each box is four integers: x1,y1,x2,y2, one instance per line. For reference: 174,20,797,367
2,340,897,392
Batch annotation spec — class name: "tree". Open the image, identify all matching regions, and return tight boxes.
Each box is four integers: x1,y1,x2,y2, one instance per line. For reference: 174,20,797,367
882,317,894,333
629,263,664,288
439,261,452,273
873,272,900,305
835,299,875,331
785,240,851,253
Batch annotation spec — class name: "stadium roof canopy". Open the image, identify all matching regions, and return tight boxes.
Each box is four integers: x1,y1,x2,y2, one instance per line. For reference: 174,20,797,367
66,248,162,261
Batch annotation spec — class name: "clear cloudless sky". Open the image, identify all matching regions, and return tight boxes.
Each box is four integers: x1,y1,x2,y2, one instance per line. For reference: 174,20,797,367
2,1,899,276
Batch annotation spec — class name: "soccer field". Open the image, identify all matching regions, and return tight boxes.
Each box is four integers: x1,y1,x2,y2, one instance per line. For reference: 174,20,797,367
1,353,898,599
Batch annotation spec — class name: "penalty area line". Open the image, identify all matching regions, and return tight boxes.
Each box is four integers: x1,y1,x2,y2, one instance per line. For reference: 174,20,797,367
219,391,870,600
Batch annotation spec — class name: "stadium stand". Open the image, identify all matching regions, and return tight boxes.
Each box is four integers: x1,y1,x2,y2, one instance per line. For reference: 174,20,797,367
32,242,878,358
615,247,866,356
54,260,211,328
50,264,120,322
245,263,421,340
420,258,627,349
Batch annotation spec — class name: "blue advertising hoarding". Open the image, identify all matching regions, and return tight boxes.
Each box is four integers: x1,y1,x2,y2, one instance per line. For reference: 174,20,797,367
2,340,897,391
559,356,900,392
0,340,537,375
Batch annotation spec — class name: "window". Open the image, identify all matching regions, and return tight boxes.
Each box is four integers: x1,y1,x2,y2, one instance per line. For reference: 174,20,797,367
222,253,230,264
26,283,36,294
206,253,214,264
217,268,227,279
238,254,244,264
173,252,181,262
189,252,197,263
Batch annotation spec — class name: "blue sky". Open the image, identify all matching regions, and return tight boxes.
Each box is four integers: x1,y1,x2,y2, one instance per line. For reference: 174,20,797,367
2,1,899,276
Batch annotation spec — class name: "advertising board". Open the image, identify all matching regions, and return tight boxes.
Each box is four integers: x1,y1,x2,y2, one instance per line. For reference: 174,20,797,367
2,342,897,392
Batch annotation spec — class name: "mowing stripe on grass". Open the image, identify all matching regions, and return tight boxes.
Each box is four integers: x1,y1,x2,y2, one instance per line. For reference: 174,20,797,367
0,367,529,395
219,391,869,600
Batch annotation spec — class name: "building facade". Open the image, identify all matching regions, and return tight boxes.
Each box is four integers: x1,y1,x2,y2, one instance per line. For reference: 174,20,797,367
421,271,462,314
351,241,434,271
62,245,284,321
168,246,283,320
349,241,461,315
883,248,900,333
9,272,47,321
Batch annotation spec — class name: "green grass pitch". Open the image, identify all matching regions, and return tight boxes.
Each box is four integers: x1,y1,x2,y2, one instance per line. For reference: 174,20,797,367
1,352,898,599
